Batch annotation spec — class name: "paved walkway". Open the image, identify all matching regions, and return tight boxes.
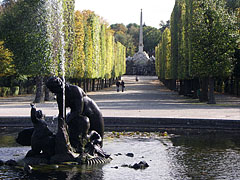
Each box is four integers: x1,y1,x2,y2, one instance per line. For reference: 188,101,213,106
0,75,239,120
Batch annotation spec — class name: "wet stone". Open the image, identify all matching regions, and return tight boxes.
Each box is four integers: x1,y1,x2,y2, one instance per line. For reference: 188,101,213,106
111,166,118,169
131,161,149,170
126,153,134,157
0,160,4,166
24,164,33,174
5,159,17,166
114,153,122,156
121,164,129,167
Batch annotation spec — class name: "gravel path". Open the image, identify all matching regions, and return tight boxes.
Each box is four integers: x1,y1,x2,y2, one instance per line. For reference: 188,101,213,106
0,75,239,120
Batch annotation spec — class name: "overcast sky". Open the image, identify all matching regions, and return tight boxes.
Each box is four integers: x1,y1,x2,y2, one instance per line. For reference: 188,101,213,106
75,0,175,28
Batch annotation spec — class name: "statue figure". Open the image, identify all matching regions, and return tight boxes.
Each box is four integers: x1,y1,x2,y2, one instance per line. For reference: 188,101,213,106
26,104,55,159
67,114,90,153
85,130,108,158
82,96,104,146
16,128,33,146
16,76,110,166
46,76,104,144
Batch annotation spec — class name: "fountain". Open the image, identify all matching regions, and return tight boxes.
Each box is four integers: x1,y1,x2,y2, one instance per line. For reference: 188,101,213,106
2,128,240,179
15,77,111,167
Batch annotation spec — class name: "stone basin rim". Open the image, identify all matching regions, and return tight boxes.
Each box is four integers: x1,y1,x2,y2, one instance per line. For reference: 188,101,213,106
1,116,240,132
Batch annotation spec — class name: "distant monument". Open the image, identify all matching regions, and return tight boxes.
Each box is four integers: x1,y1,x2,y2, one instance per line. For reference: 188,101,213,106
139,9,144,53
126,9,155,75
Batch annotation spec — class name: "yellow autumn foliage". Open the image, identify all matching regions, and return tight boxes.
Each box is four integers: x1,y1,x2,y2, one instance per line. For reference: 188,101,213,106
0,41,15,77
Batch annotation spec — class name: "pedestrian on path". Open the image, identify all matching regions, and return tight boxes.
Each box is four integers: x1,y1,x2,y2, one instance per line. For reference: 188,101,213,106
121,80,125,92
136,76,139,82
116,80,120,92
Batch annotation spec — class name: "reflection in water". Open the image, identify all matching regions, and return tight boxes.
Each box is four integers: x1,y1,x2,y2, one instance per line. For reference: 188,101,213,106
169,134,240,179
1,129,240,179
0,165,104,180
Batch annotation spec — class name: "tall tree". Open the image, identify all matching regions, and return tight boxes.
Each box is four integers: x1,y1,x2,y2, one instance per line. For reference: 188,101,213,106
191,0,238,104
70,10,85,78
143,26,162,56
0,0,53,102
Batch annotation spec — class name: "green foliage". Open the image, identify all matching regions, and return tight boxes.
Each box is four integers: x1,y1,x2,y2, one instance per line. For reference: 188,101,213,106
76,10,126,79
11,86,19,96
63,0,75,76
100,24,107,78
111,23,161,57
0,87,10,97
226,0,240,11
163,28,171,79
143,26,162,56
0,0,76,78
170,1,181,79
92,15,101,79
156,0,239,81
159,20,170,32
111,23,136,57
110,23,127,33
84,14,93,78
0,0,53,76
155,28,171,79
105,29,114,79
0,41,15,77
69,10,85,78
0,1,126,82
191,0,238,78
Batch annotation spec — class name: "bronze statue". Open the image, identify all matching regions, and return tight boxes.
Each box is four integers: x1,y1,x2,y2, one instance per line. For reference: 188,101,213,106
26,104,55,159
67,114,90,153
46,76,104,144
16,76,109,166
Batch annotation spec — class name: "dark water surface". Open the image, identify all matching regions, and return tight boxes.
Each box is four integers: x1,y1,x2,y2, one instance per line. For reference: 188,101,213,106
1,128,240,180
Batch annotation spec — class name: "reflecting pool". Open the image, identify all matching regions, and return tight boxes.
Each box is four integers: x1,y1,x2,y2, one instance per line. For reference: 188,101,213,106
1,128,240,180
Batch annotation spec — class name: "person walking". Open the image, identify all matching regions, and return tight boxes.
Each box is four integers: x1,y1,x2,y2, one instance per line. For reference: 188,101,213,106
121,80,125,92
116,80,120,92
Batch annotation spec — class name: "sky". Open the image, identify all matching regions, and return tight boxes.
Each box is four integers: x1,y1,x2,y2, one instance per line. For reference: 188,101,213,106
75,0,176,28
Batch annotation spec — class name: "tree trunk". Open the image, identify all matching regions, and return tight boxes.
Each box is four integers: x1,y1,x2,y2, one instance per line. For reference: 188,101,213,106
92,79,95,91
34,76,44,103
104,79,107,88
170,79,176,91
230,76,234,95
44,77,50,101
237,79,240,96
179,80,184,95
83,79,87,92
199,78,208,102
183,79,192,96
86,79,89,92
44,85,50,101
192,78,200,99
208,77,216,104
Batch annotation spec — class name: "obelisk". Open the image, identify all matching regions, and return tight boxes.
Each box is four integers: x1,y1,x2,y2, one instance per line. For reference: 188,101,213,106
139,9,144,53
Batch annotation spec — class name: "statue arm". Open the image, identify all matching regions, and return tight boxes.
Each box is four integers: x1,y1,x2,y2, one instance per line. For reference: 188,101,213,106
30,103,38,124
56,93,64,119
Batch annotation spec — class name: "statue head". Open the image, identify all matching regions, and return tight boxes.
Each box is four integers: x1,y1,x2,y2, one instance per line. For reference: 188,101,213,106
46,76,63,94
36,110,45,120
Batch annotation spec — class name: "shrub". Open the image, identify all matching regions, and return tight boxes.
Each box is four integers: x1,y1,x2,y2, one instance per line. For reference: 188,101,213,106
1,87,10,97
11,86,19,96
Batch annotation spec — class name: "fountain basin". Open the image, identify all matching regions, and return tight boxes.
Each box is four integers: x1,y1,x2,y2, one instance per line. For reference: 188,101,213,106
1,128,240,179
